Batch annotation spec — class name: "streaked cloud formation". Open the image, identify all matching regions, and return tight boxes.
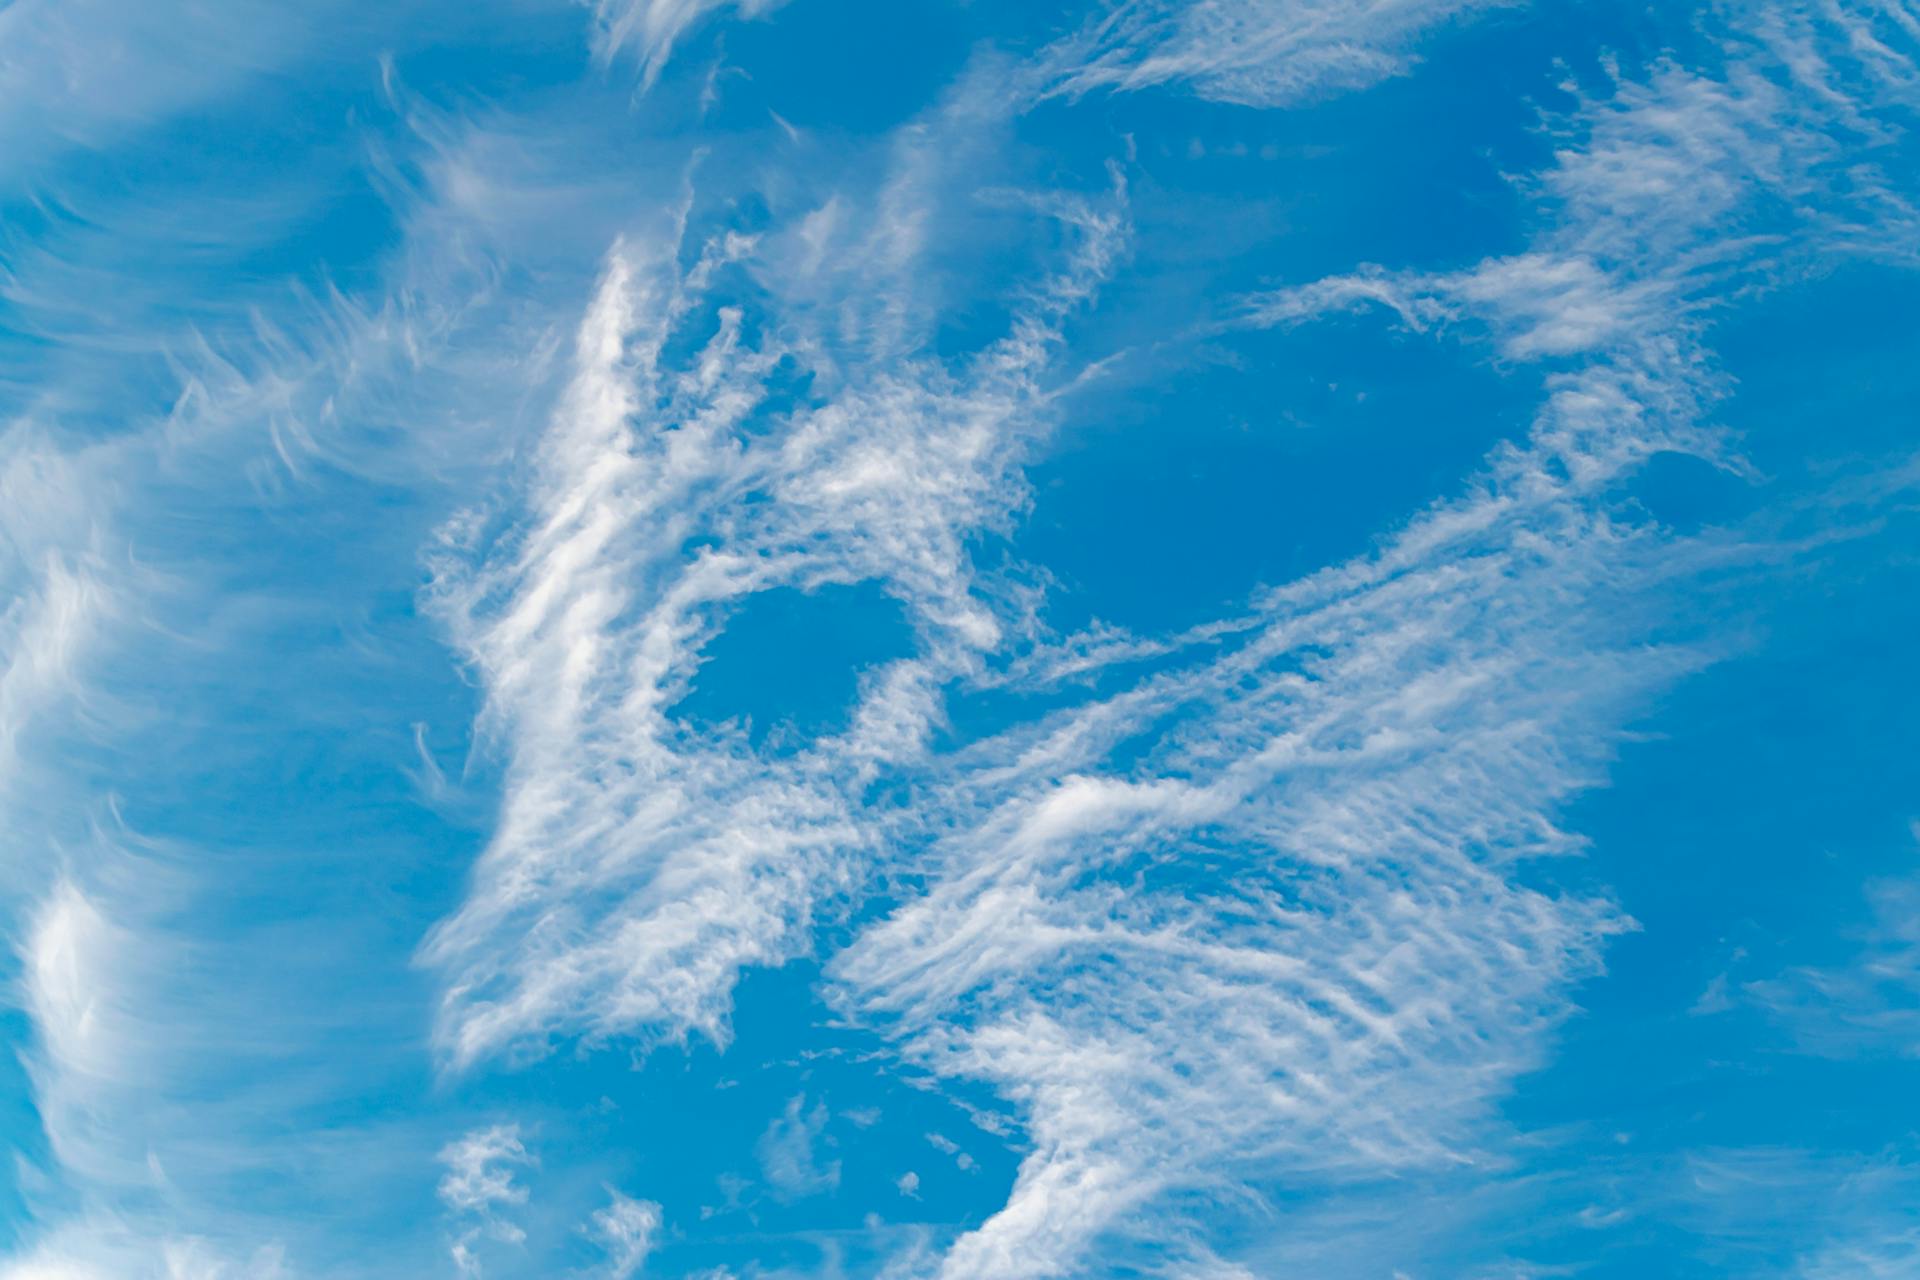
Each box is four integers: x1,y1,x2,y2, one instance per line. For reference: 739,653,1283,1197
1046,0,1493,105
590,0,785,81
1,0,1916,1277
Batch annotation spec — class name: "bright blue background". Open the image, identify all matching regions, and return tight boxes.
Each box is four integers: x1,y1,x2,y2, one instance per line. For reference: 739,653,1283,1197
0,1,1916,1276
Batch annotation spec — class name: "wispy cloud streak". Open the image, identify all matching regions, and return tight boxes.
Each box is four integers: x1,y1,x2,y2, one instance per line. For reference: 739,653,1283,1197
822,4,1920,1275
589,0,784,83
1044,0,1497,106
421,120,1130,1068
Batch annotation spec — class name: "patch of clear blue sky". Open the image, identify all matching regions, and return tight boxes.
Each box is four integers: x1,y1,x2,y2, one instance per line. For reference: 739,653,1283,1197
1,0,1916,1275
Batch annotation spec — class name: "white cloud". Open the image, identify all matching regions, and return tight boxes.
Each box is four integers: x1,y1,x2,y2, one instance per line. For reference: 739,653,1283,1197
589,0,785,84
11,870,213,1208
439,1124,536,1276
22,881,128,1102
0,558,105,796
1043,0,1498,107
757,1094,841,1200
1673,1148,1920,1279
924,1133,975,1173
437,1124,534,1219
589,1188,663,1279
818,6,1920,1276
832,454,1680,1274
405,2,1920,1276
1241,5,1920,367
6,874,314,1279
1801,1213,1920,1280
0,428,116,807
1749,871,1920,1057
0,70,626,1272
0,0,327,191
420,107,1130,1068
0,1221,290,1280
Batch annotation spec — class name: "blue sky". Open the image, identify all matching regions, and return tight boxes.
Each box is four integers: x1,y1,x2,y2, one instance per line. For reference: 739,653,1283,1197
0,0,1917,1275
